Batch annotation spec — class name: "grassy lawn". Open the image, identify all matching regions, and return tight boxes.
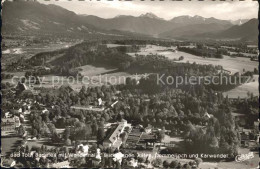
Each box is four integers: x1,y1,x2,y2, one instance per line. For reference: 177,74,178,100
200,145,259,169
223,75,259,99
1,137,22,156
26,138,58,150
162,135,183,143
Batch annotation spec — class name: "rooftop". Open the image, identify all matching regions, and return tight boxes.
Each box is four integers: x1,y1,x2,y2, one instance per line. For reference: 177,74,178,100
104,122,126,143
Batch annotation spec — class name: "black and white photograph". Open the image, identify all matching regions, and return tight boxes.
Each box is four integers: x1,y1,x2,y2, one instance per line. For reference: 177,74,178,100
1,0,259,168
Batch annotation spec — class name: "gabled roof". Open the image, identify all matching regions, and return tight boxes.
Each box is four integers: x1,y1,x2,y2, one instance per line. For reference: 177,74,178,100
2,118,15,123
105,122,125,143
51,161,70,168
139,134,156,141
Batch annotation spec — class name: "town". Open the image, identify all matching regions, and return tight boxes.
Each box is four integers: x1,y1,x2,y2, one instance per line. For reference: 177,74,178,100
1,1,259,169
1,71,259,168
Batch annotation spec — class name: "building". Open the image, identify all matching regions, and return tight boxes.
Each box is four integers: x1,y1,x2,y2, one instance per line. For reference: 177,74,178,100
103,120,129,149
1,158,16,168
76,144,89,156
254,121,259,130
1,117,20,136
144,125,153,134
240,131,250,147
70,106,105,112
51,161,70,168
125,128,143,149
204,112,214,119
137,133,157,149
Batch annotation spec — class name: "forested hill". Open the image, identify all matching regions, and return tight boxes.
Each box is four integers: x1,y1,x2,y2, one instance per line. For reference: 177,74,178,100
191,19,258,42
2,1,150,39
26,40,220,77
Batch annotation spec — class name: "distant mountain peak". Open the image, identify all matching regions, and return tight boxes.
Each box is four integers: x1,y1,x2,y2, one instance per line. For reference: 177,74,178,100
140,12,163,20
114,15,131,18
230,19,250,25
194,15,203,18
80,14,88,17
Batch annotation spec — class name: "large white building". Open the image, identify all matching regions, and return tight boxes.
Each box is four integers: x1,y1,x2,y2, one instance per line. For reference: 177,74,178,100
103,120,130,149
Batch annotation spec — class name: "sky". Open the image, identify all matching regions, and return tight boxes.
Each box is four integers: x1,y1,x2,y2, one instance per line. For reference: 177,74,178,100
41,0,258,20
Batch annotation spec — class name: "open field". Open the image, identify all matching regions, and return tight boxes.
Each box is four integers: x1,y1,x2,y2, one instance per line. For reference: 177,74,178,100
128,45,258,74
200,147,259,169
223,75,259,98
26,138,58,150
76,65,132,89
2,64,145,91
106,43,131,48
1,137,22,156
2,41,80,65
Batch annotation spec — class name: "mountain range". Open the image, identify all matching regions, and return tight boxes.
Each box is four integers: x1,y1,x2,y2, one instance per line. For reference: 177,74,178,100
2,1,257,41
2,1,145,38
210,19,258,41
82,14,236,37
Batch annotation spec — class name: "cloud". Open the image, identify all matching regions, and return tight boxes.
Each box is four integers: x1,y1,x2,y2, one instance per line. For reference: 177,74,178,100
41,0,258,20
201,1,258,20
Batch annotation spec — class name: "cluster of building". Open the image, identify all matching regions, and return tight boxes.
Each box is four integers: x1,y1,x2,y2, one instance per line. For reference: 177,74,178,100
1,116,21,136
103,120,160,152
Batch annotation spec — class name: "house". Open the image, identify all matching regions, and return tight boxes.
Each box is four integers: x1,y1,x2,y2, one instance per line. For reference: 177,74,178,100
126,158,138,168
240,132,250,147
4,112,12,118
113,152,124,164
138,133,157,149
2,158,16,168
1,117,20,136
51,161,70,168
14,116,21,127
42,108,49,114
144,124,153,134
204,112,214,119
98,98,102,106
76,144,89,156
103,120,129,149
254,121,259,130
111,101,118,108
139,134,157,143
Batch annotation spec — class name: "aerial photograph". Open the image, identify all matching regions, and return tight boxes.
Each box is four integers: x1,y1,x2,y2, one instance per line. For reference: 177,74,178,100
1,0,259,168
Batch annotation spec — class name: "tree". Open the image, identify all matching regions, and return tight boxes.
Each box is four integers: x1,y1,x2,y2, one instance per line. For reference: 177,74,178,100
116,113,123,122
152,158,162,167
157,130,165,142
179,56,184,61
18,125,25,136
97,127,105,144
169,160,178,168
91,122,98,136
194,158,203,167
120,132,127,142
163,160,170,168
32,129,38,137
209,137,219,148
183,163,191,169
65,139,72,146
25,145,30,153
64,127,70,140
137,157,145,163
